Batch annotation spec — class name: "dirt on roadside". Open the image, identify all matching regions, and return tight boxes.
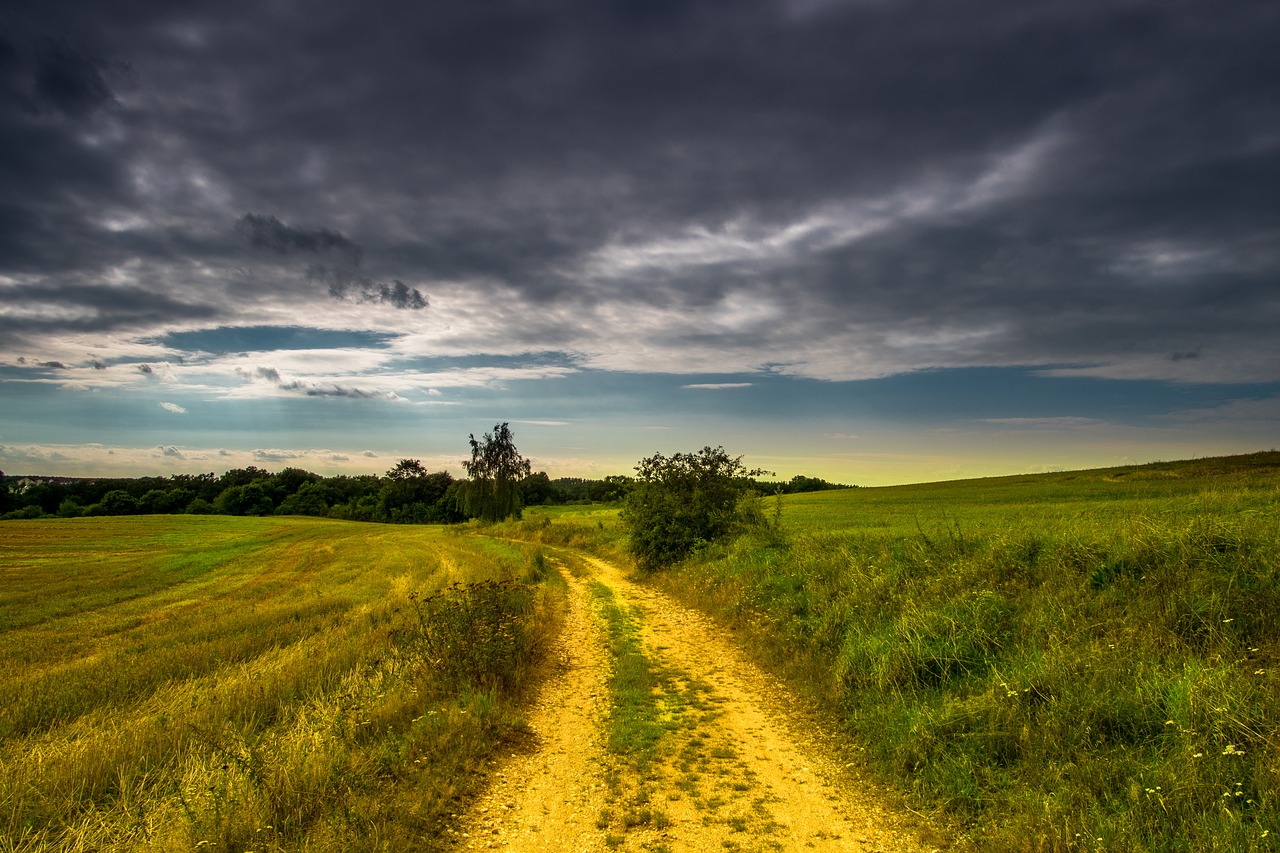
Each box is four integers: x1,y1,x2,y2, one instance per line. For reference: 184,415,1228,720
454,551,941,853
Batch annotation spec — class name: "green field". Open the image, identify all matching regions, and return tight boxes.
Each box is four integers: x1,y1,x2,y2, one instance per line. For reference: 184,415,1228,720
5,453,1279,852
0,517,560,852
629,452,1280,852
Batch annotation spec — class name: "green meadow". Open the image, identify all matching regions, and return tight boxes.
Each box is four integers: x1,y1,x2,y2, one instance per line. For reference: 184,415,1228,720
0,517,560,852
621,452,1280,852
4,451,1278,852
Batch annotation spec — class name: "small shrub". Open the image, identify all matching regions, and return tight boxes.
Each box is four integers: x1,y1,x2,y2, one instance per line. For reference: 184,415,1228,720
407,580,540,695
621,446,770,571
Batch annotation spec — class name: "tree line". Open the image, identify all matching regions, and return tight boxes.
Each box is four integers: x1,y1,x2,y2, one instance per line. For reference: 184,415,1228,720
0,425,852,524
0,465,596,523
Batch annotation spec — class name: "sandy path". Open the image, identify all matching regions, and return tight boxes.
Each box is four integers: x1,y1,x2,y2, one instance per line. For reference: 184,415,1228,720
456,568,611,851
456,551,936,853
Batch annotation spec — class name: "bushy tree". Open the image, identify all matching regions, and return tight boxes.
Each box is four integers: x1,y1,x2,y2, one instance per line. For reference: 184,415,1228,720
185,497,216,515
460,423,531,522
519,471,559,506
213,482,273,516
58,498,85,518
377,460,460,523
785,474,854,493
139,488,193,514
620,446,769,571
275,482,331,517
385,458,429,480
589,475,633,503
98,490,139,516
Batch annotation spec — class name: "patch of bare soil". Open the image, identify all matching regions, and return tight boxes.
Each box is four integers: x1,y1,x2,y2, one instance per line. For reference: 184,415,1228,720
455,552,941,853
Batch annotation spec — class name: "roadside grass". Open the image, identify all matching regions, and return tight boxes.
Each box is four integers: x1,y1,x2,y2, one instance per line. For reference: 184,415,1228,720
491,508,629,562
642,452,1280,852
0,516,563,852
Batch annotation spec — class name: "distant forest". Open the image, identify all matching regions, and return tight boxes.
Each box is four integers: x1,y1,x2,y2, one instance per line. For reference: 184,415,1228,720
0,465,853,523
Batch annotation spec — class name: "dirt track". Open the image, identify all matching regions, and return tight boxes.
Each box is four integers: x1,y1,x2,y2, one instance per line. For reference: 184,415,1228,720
456,550,937,853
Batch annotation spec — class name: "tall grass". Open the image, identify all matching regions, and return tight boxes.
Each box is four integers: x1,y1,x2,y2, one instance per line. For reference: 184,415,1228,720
0,517,562,851
646,453,1280,851
489,509,629,561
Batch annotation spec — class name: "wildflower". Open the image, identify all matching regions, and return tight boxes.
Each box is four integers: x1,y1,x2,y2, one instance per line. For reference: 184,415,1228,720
1192,752,1203,758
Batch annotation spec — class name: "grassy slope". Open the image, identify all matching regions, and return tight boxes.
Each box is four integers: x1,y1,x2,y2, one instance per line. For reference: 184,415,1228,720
0,516,560,852
589,452,1280,852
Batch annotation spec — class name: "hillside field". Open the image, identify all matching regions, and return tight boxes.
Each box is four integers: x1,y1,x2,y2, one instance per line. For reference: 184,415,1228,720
611,452,1280,852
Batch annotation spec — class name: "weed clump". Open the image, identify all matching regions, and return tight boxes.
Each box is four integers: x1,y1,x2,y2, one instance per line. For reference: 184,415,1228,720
406,579,542,696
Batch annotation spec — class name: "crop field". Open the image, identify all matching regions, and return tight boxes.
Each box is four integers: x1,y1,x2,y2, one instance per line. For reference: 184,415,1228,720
639,452,1280,851
0,517,560,852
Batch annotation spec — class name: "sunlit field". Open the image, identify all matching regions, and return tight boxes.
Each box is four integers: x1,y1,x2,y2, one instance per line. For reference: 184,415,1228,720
0,517,561,852
638,453,1280,851
6,452,1278,852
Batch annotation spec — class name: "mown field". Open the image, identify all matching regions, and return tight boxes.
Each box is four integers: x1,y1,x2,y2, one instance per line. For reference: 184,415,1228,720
0,516,561,852
617,452,1280,852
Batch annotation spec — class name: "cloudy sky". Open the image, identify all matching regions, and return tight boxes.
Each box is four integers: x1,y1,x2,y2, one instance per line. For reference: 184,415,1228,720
2,0,1278,485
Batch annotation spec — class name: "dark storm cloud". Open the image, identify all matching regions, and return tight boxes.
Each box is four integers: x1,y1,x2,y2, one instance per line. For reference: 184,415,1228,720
0,22,135,279
2,0,1279,380
235,214,362,265
236,212,426,310
376,281,428,311
0,31,121,119
305,265,428,311
240,364,398,400
282,382,395,400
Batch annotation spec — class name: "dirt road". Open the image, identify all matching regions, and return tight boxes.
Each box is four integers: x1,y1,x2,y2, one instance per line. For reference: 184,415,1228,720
456,550,937,853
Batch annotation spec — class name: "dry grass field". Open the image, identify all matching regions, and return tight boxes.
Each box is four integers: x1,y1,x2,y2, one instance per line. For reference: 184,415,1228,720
0,517,561,852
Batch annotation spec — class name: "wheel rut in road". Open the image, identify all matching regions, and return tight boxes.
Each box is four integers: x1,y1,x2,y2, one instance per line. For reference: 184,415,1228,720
457,549,936,853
